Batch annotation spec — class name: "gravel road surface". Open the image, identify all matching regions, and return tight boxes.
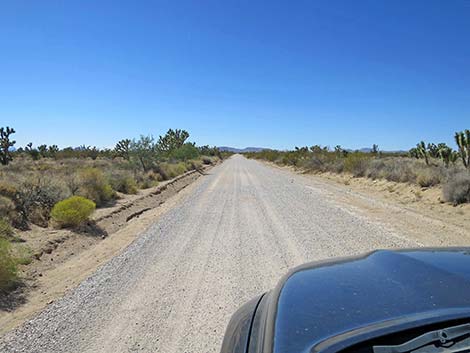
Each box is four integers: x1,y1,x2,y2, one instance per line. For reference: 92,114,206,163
1,155,430,352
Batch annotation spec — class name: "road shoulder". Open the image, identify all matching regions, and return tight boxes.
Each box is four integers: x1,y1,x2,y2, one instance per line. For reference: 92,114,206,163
0,166,212,334
262,161,470,247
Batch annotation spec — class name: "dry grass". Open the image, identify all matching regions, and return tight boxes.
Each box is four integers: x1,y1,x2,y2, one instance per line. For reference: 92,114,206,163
0,155,217,231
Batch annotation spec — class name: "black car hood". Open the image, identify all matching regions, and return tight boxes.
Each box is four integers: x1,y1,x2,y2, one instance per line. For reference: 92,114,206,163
270,249,470,353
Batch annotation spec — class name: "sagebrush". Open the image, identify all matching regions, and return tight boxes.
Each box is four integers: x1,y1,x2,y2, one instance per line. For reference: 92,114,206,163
443,172,470,205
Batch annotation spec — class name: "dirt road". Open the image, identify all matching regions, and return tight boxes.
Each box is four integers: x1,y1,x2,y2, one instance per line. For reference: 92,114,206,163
1,155,468,353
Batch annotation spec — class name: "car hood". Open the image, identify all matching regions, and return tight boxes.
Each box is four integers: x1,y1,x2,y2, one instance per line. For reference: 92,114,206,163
270,248,470,353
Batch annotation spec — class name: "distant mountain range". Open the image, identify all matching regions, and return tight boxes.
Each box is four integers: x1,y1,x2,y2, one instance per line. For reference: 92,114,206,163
218,146,267,153
354,148,408,154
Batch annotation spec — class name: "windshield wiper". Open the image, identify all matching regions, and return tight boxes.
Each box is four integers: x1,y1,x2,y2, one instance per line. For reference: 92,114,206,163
373,323,470,353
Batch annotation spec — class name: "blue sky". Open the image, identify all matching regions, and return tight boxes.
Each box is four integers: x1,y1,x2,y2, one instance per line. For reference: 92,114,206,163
2,0,470,150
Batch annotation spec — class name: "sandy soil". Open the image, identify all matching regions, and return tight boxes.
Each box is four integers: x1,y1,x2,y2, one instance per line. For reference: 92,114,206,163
1,155,468,353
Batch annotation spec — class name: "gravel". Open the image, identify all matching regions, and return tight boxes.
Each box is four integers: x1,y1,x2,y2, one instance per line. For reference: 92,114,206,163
0,155,419,353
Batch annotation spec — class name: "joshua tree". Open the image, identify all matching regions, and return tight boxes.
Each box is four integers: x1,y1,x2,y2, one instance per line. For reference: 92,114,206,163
371,144,379,155
130,135,156,172
437,143,453,168
416,141,429,165
294,146,309,157
309,145,323,153
48,145,59,158
156,129,189,154
455,130,470,169
115,138,131,160
38,144,48,158
334,145,348,157
427,143,439,158
25,142,40,160
0,126,16,165
409,147,419,159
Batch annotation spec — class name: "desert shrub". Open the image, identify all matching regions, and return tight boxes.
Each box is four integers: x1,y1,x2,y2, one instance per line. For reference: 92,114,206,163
110,175,138,194
153,165,169,180
328,159,345,174
281,152,300,166
344,153,370,177
186,160,202,170
15,176,70,227
247,149,453,187
50,196,96,228
0,181,18,199
161,162,187,179
78,168,115,206
365,158,415,183
443,172,470,205
202,156,213,165
386,162,416,183
0,196,16,223
0,218,14,239
416,168,441,187
12,244,33,265
302,155,325,172
0,238,18,291
136,171,160,189
261,150,281,162
364,159,387,180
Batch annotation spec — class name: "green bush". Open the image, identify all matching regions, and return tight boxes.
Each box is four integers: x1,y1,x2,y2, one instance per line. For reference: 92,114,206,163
78,168,115,206
50,196,96,228
0,238,17,291
170,143,199,161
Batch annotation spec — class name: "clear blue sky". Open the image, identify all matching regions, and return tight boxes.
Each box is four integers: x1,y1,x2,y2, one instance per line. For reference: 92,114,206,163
2,0,470,150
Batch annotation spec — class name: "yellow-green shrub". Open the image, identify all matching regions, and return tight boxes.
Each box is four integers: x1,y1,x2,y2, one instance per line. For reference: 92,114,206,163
0,238,17,291
50,196,96,228
78,168,115,206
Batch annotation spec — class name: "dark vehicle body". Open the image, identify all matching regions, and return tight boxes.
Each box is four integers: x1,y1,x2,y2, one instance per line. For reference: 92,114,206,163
221,248,470,353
